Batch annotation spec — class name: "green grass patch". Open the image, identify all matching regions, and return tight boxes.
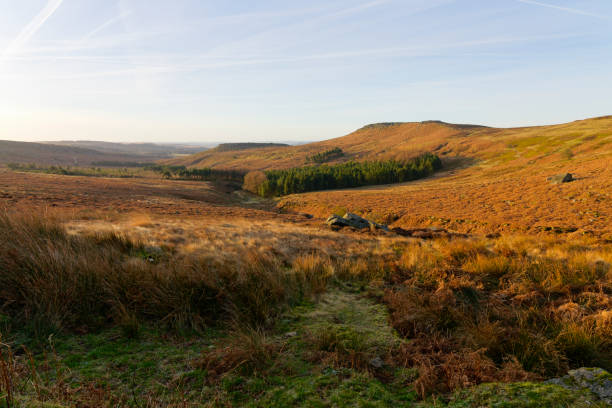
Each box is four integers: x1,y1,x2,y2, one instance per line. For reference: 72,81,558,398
436,381,608,408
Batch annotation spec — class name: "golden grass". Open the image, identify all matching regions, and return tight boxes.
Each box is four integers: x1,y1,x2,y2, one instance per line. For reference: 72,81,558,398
1,208,611,399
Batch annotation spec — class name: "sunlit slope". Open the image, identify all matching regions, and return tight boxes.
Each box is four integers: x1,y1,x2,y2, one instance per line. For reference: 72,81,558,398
166,121,478,170
167,116,612,172
278,116,612,236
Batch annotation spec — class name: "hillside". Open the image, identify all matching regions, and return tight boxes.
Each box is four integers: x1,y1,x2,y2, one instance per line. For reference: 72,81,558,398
168,115,612,236
0,140,165,166
278,116,612,236
167,116,612,172
214,142,290,152
166,120,475,170
2,116,612,406
44,140,209,157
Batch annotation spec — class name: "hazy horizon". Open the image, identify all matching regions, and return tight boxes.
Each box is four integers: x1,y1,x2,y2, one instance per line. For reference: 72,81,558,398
1,0,611,143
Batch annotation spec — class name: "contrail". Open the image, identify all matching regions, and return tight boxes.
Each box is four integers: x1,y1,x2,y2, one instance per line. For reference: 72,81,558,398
3,0,65,57
516,0,608,20
82,10,132,42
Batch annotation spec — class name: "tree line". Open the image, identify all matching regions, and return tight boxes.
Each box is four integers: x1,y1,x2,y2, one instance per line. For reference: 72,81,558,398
244,153,442,197
6,162,246,183
307,147,344,163
6,163,139,178
145,165,246,182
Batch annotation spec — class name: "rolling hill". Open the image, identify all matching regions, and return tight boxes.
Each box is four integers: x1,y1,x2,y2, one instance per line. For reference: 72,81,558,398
276,116,612,236
43,140,209,157
0,140,158,166
167,116,612,172
167,115,612,236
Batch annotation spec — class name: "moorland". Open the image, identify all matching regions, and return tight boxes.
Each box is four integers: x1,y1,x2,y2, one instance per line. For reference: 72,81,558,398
1,116,611,407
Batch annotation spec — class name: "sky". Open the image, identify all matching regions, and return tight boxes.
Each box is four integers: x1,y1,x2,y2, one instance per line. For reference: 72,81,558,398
0,0,611,143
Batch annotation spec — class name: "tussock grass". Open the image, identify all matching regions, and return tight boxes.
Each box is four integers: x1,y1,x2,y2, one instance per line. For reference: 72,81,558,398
0,211,327,337
383,234,612,396
1,210,612,403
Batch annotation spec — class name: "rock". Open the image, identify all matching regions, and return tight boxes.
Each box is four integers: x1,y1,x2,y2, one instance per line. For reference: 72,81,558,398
369,356,384,369
326,215,354,229
343,212,371,229
548,173,574,184
325,213,389,231
546,367,612,404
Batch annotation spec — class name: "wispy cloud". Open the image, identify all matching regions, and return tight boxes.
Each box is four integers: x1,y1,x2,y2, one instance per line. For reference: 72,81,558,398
2,0,64,58
1,31,585,81
326,0,395,18
82,10,132,42
204,0,452,58
516,0,609,20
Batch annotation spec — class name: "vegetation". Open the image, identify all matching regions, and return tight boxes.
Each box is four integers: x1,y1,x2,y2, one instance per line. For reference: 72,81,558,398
91,161,156,167
247,153,442,197
3,117,612,406
0,210,611,406
7,163,147,178
165,117,612,182
145,164,246,182
215,143,289,152
0,211,312,336
307,147,344,163
6,162,246,183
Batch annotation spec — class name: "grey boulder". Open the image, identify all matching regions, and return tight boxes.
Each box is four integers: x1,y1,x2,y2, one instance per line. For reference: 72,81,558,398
548,173,574,184
326,213,389,231
546,367,612,404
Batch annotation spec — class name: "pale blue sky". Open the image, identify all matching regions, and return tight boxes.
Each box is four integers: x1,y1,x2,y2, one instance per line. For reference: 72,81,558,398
0,0,611,143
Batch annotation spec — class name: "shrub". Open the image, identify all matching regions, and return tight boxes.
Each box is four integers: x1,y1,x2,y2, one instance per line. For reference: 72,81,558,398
242,170,268,194
307,147,344,163
146,165,245,182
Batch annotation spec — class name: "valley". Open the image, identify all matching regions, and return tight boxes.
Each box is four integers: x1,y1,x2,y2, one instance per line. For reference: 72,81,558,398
1,116,611,407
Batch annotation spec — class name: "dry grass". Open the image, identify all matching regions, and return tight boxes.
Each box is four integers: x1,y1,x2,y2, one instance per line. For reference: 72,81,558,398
168,116,612,172
383,235,612,396
0,210,329,336
273,117,612,236
1,208,611,402
3,115,611,406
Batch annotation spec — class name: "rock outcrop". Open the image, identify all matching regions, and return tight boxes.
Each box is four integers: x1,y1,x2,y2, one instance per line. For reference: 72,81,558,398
326,213,389,231
548,173,574,184
325,213,468,239
546,367,612,404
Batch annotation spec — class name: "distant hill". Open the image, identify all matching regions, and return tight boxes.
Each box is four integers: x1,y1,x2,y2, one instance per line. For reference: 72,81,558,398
214,143,290,152
42,141,208,157
165,120,488,170
0,140,158,166
165,117,612,171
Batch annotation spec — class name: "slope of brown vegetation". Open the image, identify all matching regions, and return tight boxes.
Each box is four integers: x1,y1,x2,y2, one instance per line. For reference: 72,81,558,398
167,116,612,171
277,116,612,236
163,116,612,235
1,114,611,404
0,209,610,405
0,170,282,219
280,155,612,236
0,140,162,166
166,121,473,170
